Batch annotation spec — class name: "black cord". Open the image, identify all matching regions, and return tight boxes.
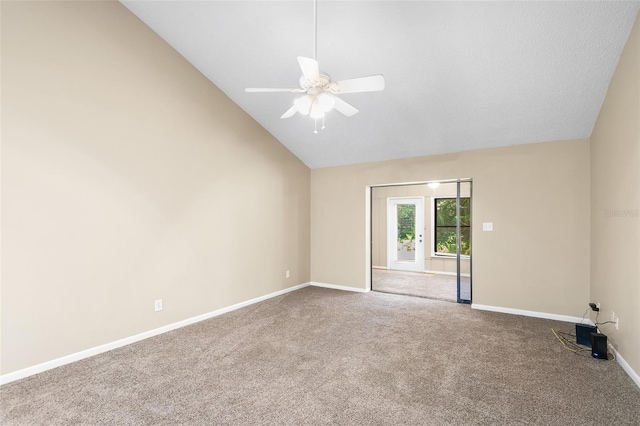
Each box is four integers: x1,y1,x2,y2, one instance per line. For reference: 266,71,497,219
595,321,616,326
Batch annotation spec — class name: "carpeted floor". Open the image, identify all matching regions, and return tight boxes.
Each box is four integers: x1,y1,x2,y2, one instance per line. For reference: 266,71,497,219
2,287,639,425
372,269,470,302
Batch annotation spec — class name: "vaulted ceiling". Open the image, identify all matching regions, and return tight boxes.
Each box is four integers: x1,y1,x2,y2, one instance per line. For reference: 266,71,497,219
121,1,639,169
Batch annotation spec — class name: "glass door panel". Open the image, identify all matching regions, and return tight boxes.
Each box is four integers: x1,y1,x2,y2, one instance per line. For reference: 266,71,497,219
457,181,472,303
387,197,425,272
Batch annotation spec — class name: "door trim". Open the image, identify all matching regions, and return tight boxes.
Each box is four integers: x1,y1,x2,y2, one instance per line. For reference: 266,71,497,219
386,197,425,273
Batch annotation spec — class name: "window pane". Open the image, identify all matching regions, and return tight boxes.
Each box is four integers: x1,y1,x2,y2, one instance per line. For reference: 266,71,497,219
436,227,457,253
397,204,416,261
459,198,471,226
436,199,457,226
397,204,416,239
434,197,471,255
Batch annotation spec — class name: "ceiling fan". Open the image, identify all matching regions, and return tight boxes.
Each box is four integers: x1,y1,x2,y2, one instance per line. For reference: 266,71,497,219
245,0,385,132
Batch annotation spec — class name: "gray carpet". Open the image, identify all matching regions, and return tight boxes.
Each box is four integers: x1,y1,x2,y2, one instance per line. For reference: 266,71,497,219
1,287,639,425
373,269,467,302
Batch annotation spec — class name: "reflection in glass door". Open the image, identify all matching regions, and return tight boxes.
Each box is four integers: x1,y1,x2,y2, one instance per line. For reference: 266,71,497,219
457,181,472,303
371,182,471,304
387,197,425,272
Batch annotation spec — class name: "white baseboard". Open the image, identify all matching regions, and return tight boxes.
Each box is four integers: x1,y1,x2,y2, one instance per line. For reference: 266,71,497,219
610,345,640,389
471,303,589,324
7,285,636,391
372,265,387,270
310,282,369,293
0,282,311,386
471,303,640,389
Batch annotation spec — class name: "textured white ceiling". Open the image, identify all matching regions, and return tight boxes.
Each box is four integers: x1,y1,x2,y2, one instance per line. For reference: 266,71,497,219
121,1,639,169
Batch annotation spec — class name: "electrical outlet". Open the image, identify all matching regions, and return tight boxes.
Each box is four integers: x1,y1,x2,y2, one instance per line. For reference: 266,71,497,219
154,299,163,312
285,270,290,278
615,316,619,330
596,302,600,309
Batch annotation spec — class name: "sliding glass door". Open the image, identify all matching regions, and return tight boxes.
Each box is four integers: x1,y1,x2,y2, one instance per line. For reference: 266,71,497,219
370,180,472,304
456,180,472,303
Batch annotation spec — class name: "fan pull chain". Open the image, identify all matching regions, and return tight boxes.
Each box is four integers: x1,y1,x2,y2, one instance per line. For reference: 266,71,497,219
313,116,326,133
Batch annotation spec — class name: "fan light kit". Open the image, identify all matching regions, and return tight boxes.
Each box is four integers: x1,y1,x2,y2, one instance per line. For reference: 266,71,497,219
245,0,385,133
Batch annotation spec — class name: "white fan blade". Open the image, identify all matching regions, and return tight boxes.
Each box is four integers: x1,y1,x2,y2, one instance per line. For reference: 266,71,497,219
280,105,298,119
330,94,359,117
333,75,385,94
297,56,320,82
245,88,304,93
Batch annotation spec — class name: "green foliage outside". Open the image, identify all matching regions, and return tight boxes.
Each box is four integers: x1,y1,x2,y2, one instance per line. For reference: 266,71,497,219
397,204,416,251
436,198,471,255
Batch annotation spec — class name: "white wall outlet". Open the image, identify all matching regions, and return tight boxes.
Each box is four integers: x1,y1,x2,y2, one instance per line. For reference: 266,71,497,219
285,270,290,278
482,222,493,231
154,299,163,312
596,302,601,309
615,316,619,330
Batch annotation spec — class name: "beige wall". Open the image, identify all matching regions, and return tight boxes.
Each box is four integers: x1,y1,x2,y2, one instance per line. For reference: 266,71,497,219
2,0,635,383
311,139,591,316
0,1,310,375
372,183,470,274
590,13,640,375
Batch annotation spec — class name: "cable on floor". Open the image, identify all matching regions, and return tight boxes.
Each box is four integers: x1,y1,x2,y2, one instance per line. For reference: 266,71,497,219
551,328,616,361
551,328,591,354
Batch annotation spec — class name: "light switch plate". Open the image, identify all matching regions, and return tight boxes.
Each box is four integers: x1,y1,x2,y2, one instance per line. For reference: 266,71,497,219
483,222,493,231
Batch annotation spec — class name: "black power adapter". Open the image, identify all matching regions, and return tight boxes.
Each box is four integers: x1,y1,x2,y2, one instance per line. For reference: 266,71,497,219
591,333,608,360
589,302,599,312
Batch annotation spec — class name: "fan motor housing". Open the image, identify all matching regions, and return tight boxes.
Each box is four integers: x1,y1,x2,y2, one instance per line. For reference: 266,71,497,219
300,74,331,90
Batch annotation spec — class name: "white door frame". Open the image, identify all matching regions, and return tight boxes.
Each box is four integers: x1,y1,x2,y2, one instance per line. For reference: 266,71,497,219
387,197,425,272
